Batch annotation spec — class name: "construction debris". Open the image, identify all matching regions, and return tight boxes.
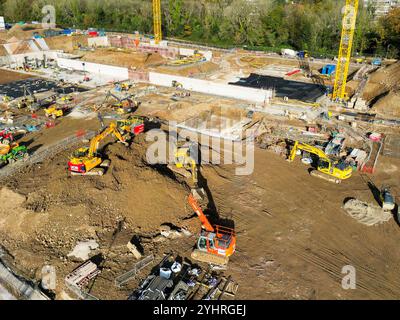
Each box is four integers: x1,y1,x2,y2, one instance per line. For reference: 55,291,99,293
128,254,237,300
67,240,99,261
343,199,393,226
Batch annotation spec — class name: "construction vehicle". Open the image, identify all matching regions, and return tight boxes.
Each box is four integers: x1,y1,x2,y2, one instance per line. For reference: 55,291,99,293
57,94,74,104
114,100,139,115
188,194,236,266
297,50,309,59
372,58,382,66
355,57,366,64
288,141,353,184
152,0,162,44
103,91,139,114
168,140,205,200
0,141,18,156
17,86,56,111
332,0,359,101
381,187,395,211
0,129,14,145
0,144,29,167
116,116,145,140
18,85,38,110
174,143,198,185
68,122,128,176
44,104,66,119
115,83,132,92
172,80,183,89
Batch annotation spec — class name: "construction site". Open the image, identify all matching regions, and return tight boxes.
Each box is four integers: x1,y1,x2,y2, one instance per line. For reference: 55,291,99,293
0,0,400,301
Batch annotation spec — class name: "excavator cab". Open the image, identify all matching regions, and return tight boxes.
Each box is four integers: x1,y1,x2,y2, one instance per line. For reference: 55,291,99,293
188,194,236,266
72,147,90,158
197,226,236,258
317,158,352,180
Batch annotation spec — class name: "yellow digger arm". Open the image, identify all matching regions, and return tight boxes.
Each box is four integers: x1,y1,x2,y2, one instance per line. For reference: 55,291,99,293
288,141,329,162
190,159,198,185
88,122,127,157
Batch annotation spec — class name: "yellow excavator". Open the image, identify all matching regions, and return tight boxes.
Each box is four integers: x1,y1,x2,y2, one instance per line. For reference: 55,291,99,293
169,141,205,200
175,145,198,185
68,122,128,176
288,141,352,184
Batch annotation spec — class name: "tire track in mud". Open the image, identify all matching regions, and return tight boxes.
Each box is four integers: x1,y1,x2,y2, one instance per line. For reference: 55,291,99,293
208,159,400,299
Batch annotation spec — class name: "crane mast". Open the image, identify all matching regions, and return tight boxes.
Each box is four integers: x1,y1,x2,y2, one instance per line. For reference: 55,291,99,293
332,0,359,101
152,0,162,44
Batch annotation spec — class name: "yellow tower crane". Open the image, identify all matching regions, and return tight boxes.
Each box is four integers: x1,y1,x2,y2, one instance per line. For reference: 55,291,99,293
152,0,162,44
332,0,359,101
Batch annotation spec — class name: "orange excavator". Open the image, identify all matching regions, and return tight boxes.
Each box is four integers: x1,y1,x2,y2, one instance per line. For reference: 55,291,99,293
188,194,236,266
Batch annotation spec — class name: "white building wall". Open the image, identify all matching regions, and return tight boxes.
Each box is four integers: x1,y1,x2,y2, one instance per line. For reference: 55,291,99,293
34,38,50,51
88,36,109,47
0,51,60,66
148,72,272,104
56,58,129,79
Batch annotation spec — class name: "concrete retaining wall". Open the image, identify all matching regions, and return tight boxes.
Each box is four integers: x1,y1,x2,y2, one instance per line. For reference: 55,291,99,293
148,72,272,104
88,36,109,47
56,58,129,80
34,38,50,51
0,51,60,66
0,257,49,300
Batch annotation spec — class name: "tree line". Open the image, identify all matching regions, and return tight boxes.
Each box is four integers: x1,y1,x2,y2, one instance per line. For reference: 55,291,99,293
0,0,399,58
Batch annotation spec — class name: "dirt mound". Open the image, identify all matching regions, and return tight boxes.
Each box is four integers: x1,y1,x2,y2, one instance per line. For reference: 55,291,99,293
45,35,88,53
372,89,400,118
0,134,194,295
0,44,8,57
363,62,400,101
6,24,28,40
81,48,165,68
3,134,191,234
156,61,219,77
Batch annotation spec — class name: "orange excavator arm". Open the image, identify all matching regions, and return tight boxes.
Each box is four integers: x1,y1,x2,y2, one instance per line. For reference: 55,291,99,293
188,194,214,233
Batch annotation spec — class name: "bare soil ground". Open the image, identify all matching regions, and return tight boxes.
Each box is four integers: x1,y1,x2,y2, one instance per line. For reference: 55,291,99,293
363,62,400,117
202,150,400,299
45,35,89,53
156,61,220,77
372,89,400,118
81,48,165,68
0,69,33,85
0,51,399,299
0,103,399,299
